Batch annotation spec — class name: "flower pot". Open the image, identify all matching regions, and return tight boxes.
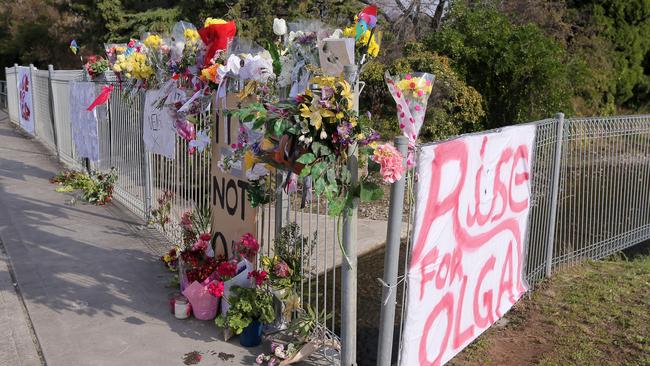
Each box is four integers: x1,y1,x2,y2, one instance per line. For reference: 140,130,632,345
239,320,263,347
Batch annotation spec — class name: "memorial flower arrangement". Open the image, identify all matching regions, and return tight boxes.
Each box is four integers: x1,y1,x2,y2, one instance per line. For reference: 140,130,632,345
84,55,109,80
221,75,382,216
50,168,118,205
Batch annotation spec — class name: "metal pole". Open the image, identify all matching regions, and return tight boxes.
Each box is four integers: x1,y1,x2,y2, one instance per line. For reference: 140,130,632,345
140,91,153,220
47,64,61,161
376,135,408,366
13,63,20,125
275,170,284,237
545,112,565,277
341,64,359,366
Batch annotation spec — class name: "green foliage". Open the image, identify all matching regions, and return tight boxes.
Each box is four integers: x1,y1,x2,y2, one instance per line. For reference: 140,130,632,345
425,3,573,128
50,168,118,205
361,42,485,142
215,286,276,334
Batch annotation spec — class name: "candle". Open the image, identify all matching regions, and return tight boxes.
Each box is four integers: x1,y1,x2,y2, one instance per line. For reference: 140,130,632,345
174,296,191,319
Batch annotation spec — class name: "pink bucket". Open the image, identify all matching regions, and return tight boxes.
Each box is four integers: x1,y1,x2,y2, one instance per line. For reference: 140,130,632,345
182,280,219,320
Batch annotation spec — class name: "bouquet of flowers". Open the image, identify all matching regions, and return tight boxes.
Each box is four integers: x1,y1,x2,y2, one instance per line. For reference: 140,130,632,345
221,76,381,216
84,55,110,80
385,72,434,167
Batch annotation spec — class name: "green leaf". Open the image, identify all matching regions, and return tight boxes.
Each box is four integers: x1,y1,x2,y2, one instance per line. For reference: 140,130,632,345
267,41,282,76
314,177,327,194
328,198,346,216
360,181,384,202
311,161,327,179
311,142,331,156
299,166,311,177
297,153,316,165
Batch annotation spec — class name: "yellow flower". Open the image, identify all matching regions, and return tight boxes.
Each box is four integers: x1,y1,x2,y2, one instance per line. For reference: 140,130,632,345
144,34,162,49
184,29,200,43
204,18,227,27
368,31,380,57
261,138,275,151
243,150,256,172
300,103,323,130
343,26,355,38
369,141,378,149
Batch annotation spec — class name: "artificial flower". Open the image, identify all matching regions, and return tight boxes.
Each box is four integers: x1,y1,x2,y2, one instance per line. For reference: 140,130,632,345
372,143,405,184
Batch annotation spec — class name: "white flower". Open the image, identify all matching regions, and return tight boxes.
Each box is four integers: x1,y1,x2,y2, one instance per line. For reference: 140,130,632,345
188,129,211,153
217,54,242,79
273,18,287,36
320,130,327,139
239,54,274,83
330,29,343,39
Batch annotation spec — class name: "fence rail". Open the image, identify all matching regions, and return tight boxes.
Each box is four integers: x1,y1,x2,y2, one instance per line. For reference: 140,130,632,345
4,64,650,365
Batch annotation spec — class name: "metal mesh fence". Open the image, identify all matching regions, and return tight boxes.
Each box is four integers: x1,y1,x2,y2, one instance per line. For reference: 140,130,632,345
4,64,650,364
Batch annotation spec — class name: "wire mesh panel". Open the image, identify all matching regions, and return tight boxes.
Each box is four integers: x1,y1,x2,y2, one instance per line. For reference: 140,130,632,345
0,80,8,110
149,106,213,243
50,70,84,169
523,118,559,287
552,115,650,268
32,69,56,151
6,67,19,124
106,88,147,217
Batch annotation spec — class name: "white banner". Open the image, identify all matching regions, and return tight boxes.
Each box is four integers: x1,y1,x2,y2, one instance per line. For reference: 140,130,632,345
69,82,99,161
143,87,184,159
400,125,535,366
16,66,34,135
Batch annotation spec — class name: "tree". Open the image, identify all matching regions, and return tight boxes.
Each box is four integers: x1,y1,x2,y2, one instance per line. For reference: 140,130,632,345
426,3,573,127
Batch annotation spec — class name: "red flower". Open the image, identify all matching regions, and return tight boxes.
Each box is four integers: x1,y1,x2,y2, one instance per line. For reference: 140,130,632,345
235,233,260,261
217,260,237,280
248,270,268,286
207,281,224,297
199,233,212,242
198,21,237,66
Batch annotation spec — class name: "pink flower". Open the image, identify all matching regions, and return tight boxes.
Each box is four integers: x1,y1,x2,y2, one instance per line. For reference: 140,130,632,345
192,239,208,252
372,143,405,184
273,261,290,278
248,270,268,286
199,233,212,242
207,281,224,297
180,210,193,230
235,233,260,261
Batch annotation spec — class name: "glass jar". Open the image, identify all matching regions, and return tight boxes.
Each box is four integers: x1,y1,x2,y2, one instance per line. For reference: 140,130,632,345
174,296,191,319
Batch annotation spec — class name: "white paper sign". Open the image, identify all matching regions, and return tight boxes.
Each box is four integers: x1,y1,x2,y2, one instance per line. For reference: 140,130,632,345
16,66,34,135
318,38,355,77
69,81,99,161
400,125,535,366
143,88,184,159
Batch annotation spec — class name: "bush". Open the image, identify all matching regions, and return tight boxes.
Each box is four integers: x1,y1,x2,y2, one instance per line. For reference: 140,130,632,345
425,3,573,128
361,43,485,143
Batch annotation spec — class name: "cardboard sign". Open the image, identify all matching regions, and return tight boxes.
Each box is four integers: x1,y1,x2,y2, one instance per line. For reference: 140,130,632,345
211,94,257,258
400,125,535,366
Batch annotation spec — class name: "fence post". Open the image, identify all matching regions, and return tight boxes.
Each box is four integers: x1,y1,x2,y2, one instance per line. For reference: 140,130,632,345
140,91,153,221
13,63,20,125
28,64,37,137
47,64,60,160
376,135,408,366
341,64,359,366
545,112,565,277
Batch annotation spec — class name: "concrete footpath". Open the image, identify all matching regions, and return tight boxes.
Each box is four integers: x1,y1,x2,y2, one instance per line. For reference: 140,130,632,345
0,112,262,365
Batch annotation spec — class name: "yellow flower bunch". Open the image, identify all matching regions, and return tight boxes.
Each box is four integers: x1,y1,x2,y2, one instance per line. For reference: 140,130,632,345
200,63,218,83
184,28,200,44
144,34,162,49
342,26,380,58
299,77,354,131
112,52,154,81
396,75,433,98
204,18,227,27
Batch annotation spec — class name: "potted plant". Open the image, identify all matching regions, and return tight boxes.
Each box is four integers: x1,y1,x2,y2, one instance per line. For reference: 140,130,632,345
215,283,276,347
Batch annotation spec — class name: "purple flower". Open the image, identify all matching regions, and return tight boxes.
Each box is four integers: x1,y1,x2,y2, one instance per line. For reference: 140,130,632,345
255,354,265,364
268,357,278,366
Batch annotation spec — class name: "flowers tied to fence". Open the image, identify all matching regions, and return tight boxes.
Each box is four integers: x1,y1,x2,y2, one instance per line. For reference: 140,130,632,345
220,75,382,216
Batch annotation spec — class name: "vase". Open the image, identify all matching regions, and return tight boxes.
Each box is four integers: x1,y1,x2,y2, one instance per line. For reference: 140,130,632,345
271,288,290,331
239,320,263,347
